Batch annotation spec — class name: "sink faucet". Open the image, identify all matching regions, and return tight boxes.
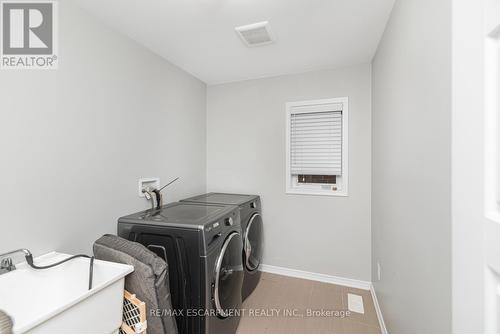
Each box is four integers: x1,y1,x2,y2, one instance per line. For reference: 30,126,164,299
0,249,32,275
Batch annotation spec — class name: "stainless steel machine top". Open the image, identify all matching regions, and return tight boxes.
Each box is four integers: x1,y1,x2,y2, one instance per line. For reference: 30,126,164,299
184,193,256,206
119,202,238,228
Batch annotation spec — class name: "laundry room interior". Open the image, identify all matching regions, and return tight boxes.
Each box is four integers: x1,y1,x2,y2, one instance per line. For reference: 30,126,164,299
0,0,493,334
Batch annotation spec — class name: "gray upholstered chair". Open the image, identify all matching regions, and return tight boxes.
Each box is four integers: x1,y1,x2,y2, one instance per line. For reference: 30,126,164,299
94,234,178,334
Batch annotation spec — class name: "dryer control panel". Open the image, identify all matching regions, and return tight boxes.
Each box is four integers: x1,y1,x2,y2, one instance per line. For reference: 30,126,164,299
204,211,241,251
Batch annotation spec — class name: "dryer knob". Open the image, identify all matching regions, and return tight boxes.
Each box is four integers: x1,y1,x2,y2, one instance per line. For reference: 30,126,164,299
225,217,233,226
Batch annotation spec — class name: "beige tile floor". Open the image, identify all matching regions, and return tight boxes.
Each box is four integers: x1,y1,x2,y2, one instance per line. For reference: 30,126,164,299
236,272,382,334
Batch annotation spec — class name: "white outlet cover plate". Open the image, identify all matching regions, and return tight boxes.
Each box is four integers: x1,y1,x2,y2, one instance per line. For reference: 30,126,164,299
347,293,365,314
138,177,160,197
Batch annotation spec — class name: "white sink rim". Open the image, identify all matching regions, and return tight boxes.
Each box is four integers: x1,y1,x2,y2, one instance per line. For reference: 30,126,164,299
0,252,133,333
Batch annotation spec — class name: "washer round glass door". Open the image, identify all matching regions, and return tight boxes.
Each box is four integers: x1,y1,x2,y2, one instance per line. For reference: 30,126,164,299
244,213,263,272
214,232,244,318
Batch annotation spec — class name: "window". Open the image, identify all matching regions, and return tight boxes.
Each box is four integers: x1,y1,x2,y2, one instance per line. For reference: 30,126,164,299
286,97,348,196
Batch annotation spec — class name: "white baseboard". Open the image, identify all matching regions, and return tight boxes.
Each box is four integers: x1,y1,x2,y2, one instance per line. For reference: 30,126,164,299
259,264,372,290
370,284,388,334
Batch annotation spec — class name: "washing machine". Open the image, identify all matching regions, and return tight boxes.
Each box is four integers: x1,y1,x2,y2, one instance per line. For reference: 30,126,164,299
117,202,244,334
181,193,263,301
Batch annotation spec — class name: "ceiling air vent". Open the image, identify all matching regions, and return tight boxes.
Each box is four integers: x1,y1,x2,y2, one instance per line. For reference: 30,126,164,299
235,21,275,47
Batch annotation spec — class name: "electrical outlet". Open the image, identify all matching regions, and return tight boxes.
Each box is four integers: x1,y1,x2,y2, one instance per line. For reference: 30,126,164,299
138,177,160,197
377,262,382,281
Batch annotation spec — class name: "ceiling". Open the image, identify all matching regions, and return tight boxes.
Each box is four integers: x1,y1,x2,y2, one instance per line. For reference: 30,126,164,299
72,0,395,85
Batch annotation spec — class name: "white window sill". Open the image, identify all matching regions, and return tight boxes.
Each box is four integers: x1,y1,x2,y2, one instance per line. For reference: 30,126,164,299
285,189,348,197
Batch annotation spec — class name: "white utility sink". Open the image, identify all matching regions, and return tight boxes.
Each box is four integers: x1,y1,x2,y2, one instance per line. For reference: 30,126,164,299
0,252,133,334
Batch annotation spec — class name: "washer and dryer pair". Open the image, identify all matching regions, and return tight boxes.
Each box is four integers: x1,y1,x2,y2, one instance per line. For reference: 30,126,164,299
181,193,264,302
117,193,263,334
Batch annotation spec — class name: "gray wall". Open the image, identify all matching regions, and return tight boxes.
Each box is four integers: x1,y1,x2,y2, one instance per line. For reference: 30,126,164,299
207,64,372,281
371,0,452,333
0,2,207,257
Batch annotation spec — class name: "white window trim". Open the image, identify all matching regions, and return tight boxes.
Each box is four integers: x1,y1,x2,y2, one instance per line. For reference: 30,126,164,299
285,97,349,197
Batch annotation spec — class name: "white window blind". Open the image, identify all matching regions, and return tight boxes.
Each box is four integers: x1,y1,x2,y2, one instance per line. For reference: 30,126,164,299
290,106,343,176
